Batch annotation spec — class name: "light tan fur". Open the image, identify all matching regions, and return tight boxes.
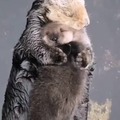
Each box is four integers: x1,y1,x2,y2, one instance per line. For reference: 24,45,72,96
43,0,90,30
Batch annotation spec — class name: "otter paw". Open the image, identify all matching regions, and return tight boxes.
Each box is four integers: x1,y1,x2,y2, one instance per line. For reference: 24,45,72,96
80,48,93,69
54,48,67,65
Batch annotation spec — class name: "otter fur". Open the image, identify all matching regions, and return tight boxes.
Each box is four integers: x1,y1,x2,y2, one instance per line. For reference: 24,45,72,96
28,59,87,120
2,0,94,120
27,22,93,120
41,22,94,69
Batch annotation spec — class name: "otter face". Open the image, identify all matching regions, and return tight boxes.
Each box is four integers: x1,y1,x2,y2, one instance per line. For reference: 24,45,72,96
41,22,91,48
41,22,74,47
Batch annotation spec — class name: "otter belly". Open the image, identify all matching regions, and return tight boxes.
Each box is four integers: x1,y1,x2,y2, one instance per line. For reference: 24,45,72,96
28,63,87,120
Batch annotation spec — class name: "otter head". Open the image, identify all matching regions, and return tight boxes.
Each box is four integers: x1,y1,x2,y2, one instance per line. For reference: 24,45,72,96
41,22,74,47
43,0,90,30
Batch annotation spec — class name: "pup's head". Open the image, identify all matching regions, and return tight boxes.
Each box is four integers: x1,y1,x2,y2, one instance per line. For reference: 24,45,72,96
43,0,90,30
41,22,74,47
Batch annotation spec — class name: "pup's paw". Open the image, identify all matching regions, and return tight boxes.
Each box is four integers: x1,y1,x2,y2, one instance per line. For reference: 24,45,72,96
81,48,94,69
54,48,67,65
75,48,94,69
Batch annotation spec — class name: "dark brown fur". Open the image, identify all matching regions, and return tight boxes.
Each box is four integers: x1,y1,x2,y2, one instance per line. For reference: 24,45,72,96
28,44,88,120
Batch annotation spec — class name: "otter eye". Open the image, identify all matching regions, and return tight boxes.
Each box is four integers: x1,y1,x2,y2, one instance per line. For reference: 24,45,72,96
52,37,58,41
50,34,58,42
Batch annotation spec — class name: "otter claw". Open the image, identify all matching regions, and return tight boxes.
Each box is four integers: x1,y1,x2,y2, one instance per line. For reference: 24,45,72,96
54,48,67,65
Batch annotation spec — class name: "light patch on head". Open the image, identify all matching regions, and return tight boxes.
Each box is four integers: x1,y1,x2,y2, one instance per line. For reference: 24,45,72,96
45,0,90,30
45,0,85,7
79,0,85,6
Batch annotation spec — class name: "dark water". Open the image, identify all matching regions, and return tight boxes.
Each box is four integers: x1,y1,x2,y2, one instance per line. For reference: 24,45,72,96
0,0,120,119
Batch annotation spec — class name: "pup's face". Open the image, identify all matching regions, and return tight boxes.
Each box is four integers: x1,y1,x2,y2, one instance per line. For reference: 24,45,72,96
41,22,74,47
45,0,90,30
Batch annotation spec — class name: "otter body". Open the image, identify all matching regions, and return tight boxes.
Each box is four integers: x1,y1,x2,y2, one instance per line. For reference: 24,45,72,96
27,33,94,120
2,0,94,120
28,64,87,120
2,23,93,120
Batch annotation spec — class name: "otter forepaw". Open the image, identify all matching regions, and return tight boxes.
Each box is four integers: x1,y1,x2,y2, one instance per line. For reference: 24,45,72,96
75,48,94,69
81,48,94,69
54,48,67,65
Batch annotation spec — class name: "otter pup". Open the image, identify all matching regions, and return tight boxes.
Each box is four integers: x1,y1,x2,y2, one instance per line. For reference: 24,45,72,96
41,22,94,69
27,22,94,120
28,61,87,120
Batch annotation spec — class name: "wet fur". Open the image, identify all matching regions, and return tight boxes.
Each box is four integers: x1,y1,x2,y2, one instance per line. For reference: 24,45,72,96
2,0,94,120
